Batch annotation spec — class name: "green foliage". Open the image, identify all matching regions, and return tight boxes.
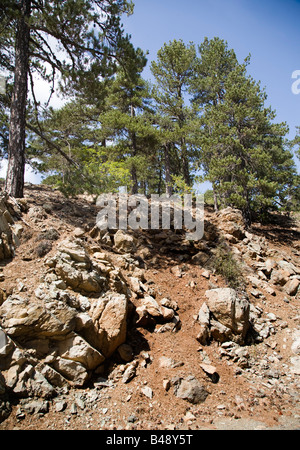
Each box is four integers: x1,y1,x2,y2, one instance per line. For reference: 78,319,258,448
151,39,197,190
1,12,297,213
192,43,298,223
204,189,215,207
210,243,244,290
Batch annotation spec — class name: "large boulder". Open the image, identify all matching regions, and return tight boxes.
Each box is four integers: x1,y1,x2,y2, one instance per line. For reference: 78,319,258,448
113,230,137,253
197,288,250,345
90,293,128,358
0,295,76,342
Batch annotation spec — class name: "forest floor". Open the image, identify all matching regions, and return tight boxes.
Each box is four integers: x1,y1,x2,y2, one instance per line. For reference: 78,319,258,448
0,183,299,431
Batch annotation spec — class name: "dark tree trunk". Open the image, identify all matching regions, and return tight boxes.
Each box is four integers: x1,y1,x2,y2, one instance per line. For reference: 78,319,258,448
164,143,173,196
130,104,139,195
5,0,31,198
181,137,190,187
213,185,219,212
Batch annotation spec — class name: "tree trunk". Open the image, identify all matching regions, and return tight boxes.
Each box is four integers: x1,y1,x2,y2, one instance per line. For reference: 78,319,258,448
130,104,139,195
181,137,190,187
130,166,138,195
213,185,219,212
5,0,31,198
164,143,173,197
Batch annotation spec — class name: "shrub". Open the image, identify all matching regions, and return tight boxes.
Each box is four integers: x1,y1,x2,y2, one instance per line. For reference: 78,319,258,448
210,243,244,290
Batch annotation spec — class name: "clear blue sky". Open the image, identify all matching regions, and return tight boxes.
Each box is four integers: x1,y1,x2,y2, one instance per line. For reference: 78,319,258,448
122,0,300,175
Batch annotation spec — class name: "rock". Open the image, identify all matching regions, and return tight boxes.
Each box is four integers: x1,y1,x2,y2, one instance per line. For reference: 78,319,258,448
57,333,105,370
270,269,290,286
173,376,209,404
290,356,300,375
12,365,56,399
160,306,175,321
129,277,143,296
140,296,162,318
284,278,300,296
90,293,128,357
263,259,277,276
160,298,178,311
204,288,250,343
117,343,134,362
0,396,11,423
39,364,69,388
159,356,184,369
58,239,89,262
0,371,6,396
291,331,300,355
214,207,246,240
55,400,67,412
200,363,219,383
0,295,76,342
201,270,210,279
114,230,137,253
122,361,138,383
170,265,183,277
23,399,49,415
52,358,89,387
163,379,171,391
141,386,153,399
278,260,299,275
197,302,211,345
47,239,107,293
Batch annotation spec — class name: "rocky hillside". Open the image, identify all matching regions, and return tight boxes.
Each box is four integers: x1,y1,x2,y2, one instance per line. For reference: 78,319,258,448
0,184,299,430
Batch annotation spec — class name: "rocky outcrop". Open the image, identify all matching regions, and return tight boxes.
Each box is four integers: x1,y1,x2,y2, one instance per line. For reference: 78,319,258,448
0,237,131,398
0,193,24,262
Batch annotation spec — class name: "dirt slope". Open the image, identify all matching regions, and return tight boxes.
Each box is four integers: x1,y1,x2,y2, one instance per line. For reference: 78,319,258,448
0,184,299,430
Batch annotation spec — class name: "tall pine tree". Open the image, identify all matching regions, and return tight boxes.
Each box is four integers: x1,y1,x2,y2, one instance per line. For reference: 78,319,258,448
0,0,133,197
197,58,297,223
151,40,197,193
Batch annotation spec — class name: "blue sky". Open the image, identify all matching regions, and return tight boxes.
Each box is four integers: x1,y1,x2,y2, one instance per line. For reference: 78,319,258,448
122,0,300,179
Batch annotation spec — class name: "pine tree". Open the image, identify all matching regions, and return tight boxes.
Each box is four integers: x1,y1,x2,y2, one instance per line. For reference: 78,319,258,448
151,40,197,192
190,37,239,209
292,126,300,161
0,0,133,197
99,49,160,195
198,60,297,223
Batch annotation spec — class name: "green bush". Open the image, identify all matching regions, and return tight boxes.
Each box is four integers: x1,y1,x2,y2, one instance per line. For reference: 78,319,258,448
210,243,244,290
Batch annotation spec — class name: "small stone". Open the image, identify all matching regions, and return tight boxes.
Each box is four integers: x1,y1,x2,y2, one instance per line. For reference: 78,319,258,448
141,386,153,399
201,270,210,279
183,411,196,422
70,403,77,415
55,401,67,412
173,376,209,404
122,361,138,384
284,279,300,296
127,414,138,423
118,343,134,362
163,379,171,391
16,408,25,420
200,363,220,383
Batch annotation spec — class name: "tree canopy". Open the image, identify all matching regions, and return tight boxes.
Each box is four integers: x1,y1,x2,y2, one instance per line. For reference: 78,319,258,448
0,4,299,222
